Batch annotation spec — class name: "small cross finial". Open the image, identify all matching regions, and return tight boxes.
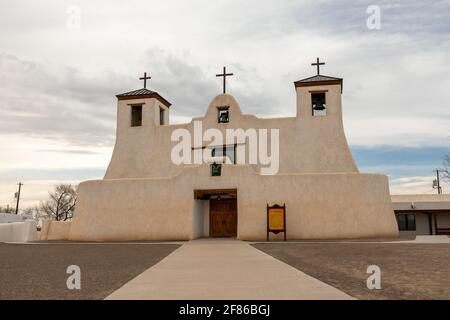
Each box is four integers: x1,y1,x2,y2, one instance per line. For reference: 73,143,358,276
216,66,234,94
139,72,152,89
311,57,325,75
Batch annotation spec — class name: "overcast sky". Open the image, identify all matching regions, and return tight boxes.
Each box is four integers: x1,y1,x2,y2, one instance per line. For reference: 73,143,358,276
0,0,449,207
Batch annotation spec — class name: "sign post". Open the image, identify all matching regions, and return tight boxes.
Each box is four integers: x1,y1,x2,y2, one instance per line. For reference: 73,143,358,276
267,203,286,241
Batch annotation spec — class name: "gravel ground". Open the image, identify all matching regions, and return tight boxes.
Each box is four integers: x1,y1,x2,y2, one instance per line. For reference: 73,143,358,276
252,242,450,300
0,243,180,300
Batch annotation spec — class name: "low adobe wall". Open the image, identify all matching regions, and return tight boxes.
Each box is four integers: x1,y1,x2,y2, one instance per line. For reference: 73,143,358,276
40,220,72,241
68,165,399,241
238,171,399,240
69,177,193,241
0,220,38,243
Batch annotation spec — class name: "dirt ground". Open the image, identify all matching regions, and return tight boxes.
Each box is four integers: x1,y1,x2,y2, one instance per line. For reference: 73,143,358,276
253,242,450,300
0,243,180,299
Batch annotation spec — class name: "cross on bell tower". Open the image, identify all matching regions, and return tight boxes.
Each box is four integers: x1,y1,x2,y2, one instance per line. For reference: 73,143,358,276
139,72,152,89
311,57,325,75
216,66,234,94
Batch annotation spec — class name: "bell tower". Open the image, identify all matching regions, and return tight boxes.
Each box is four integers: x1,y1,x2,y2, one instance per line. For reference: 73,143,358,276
292,58,357,173
115,72,171,134
294,58,343,120
105,73,172,179
116,87,171,130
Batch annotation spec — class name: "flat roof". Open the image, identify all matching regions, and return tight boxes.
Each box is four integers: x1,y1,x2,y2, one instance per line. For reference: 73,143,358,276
391,194,450,212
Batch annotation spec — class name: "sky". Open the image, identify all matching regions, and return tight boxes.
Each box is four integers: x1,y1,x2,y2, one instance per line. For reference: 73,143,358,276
0,0,449,208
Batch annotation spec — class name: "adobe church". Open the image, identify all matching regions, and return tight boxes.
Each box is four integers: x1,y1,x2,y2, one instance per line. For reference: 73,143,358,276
48,58,399,241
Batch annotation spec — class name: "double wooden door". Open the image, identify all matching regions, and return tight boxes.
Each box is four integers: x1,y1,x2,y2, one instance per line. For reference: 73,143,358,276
209,198,237,237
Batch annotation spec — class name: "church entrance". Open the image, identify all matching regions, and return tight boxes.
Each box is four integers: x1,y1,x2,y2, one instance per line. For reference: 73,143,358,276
209,198,237,237
193,189,237,238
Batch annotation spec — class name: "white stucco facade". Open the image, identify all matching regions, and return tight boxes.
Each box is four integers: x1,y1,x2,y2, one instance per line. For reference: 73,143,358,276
43,71,400,241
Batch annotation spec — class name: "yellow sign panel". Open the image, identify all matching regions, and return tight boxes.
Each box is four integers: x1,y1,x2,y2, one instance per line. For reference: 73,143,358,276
268,208,285,231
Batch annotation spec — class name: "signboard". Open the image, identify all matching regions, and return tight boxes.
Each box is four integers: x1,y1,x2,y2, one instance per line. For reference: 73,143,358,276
268,208,285,231
267,204,286,241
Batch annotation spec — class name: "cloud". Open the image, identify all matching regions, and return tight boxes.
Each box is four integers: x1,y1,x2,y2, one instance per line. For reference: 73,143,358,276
0,0,449,203
0,168,104,182
0,53,119,146
36,149,101,155
140,49,280,120
0,2,448,147
0,179,83,208
389,175,450,194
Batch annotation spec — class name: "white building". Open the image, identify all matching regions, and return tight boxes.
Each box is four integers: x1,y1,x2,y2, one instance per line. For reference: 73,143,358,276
41,61,400,241
392,194,450,236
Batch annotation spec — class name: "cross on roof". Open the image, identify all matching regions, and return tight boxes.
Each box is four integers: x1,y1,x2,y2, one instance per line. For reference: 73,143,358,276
311,57,325,75
139,72,152,89
216,66,234,94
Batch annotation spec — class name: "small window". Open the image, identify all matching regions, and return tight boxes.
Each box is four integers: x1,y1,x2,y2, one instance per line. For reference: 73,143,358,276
159,107,165,125
218,107,229,123
311,92,326,116
131,105,142,127
211,163,222,176
397,214,416,231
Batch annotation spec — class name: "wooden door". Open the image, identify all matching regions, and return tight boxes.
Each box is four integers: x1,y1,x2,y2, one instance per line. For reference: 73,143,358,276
209,198,237,237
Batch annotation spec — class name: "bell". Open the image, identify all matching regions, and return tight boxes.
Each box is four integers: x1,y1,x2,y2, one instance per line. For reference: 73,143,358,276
219,113,229,122
313,103,325,111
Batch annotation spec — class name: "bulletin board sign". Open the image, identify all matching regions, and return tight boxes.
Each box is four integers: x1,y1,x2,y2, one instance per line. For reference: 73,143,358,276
267,204,286,241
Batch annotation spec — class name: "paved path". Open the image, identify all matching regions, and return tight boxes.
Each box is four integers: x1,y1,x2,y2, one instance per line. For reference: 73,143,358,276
386,235,450,244
106,239,352,300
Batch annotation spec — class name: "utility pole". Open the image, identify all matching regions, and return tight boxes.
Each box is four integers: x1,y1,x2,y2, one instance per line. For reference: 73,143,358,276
433,170,442,195
15,182,23,214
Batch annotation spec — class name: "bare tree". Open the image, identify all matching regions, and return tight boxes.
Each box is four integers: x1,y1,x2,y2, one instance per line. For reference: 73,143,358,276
22,206,40,221
0,205,14,213
38,184,78,221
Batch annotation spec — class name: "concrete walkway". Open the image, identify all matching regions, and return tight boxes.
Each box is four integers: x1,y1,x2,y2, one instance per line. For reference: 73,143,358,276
106,238,352,300
387,235,450,244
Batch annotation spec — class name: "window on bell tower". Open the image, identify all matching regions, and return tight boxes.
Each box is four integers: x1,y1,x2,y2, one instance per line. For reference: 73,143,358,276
159,106,165,125
131,105,142,127
311,92,326,116
217,107,229,123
